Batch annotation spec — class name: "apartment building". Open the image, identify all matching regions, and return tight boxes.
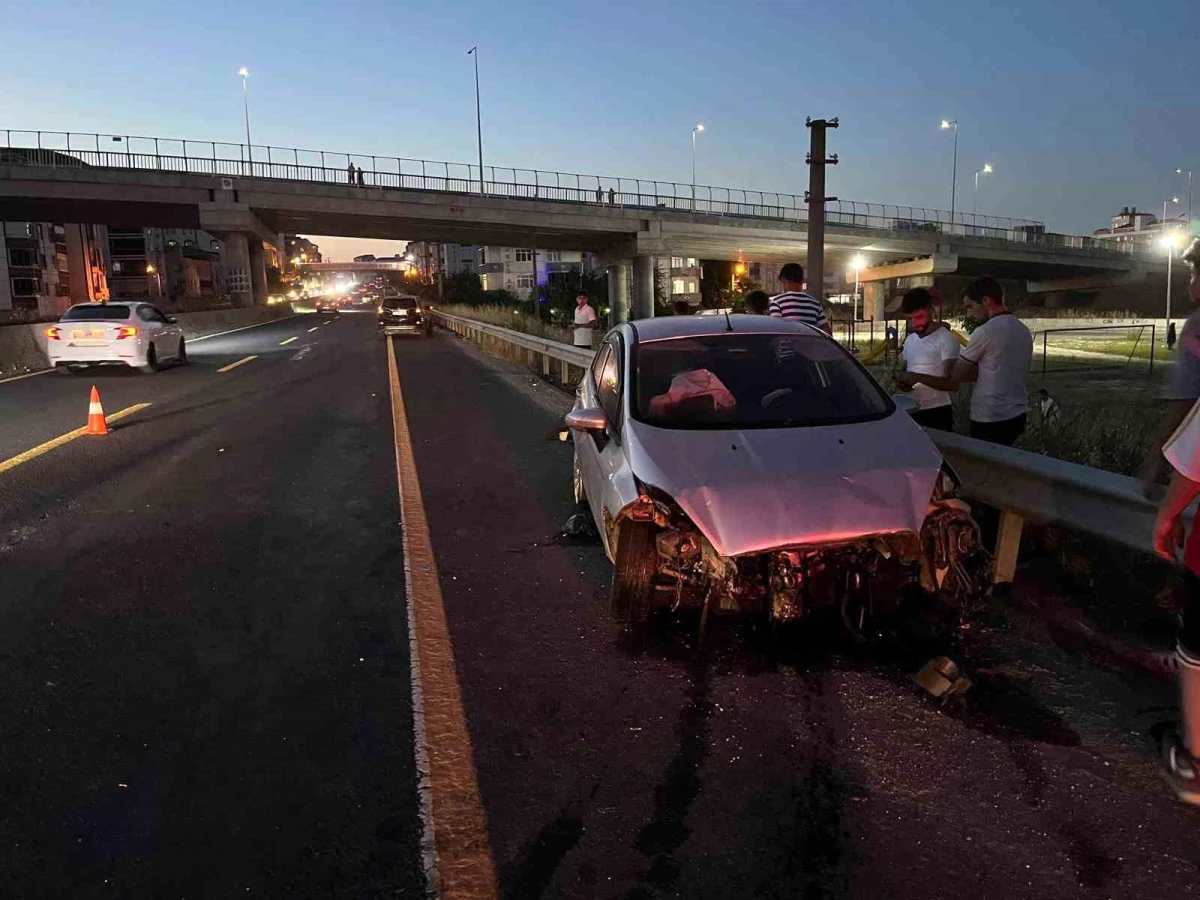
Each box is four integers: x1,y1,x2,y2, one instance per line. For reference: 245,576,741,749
0,222,110,319
657,255,701,307
108,228,225,306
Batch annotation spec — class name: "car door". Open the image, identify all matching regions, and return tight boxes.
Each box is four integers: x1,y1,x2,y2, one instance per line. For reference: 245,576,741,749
580,335,631,557
144,305,180,357
575,342,612,528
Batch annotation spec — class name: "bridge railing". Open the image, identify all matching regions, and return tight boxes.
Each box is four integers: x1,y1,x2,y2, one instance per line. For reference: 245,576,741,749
0,128,1152,258
432,308,1168,583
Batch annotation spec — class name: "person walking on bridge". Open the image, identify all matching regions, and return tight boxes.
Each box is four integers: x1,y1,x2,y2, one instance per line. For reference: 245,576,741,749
1152,238,1200,805
768,263,830,333
949,276,1033,446
347,162,355,185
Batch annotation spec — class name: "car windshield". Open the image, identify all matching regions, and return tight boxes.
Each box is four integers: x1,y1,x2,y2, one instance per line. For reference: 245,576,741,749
383,297,418,309
61,304,131,321
633,333,891,429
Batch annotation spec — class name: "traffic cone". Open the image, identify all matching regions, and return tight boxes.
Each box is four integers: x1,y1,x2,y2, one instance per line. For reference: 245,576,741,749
85,386,108,436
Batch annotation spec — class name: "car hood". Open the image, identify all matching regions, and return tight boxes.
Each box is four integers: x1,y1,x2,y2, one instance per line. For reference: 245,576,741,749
624,412,943,557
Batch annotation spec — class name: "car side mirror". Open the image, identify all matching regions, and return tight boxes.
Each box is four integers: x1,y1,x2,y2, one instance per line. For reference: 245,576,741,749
892,394,919,414
565,407,608,433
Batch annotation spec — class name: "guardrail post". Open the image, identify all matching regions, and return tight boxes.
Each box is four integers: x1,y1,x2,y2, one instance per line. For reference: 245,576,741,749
561,359,569,384
993,511,1024,584
543,352,550,376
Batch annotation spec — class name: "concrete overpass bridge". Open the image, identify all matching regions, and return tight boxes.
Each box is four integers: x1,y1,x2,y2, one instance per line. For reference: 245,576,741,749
0,129,1159,314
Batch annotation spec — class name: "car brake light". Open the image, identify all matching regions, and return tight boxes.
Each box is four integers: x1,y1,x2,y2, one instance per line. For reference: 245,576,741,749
116,325,138,339
45,326,61,340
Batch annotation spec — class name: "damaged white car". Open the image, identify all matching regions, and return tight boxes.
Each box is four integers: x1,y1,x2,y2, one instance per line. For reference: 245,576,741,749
566,315,989,640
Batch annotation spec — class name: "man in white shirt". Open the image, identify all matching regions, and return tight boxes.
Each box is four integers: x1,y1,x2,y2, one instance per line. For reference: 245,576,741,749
894,287,960,430
573,294,597,348
1152,238,1200,804
950,276,1033,446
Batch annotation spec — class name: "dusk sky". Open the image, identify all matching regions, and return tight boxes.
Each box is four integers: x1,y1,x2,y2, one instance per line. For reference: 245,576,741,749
4,0,1197,256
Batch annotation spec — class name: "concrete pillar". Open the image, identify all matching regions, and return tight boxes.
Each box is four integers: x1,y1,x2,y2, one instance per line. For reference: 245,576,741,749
863,282,888,321
608,262,630,325
248,239,268,306
221,233,253,308
632,255,655,319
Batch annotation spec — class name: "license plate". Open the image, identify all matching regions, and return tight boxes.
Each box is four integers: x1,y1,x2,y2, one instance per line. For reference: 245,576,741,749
72,328,105,339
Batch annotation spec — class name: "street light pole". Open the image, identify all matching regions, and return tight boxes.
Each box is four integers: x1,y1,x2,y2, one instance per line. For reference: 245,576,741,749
1179,168,1194,233
1165,197,1180,337
941,119,958,234
238,68,252,175
468,47,484,195
691,123,705,210
973,163,993,224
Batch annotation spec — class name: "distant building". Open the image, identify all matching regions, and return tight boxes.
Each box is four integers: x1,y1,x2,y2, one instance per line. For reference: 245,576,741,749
284,235,321,265
1093,206,1185,252
0,221,110,319
658,256,701,308
108,228,224,307
406,240,444,285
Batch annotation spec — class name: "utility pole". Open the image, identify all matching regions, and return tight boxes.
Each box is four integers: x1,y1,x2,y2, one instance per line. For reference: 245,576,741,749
805,117,839,303
468,47,484,195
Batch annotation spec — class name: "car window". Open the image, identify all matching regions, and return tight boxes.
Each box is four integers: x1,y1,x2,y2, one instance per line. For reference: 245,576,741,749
596,340,622,429
136,306,167,323
62,304,131,321
633,333,890,429
590,343,612,390
382,297,418,310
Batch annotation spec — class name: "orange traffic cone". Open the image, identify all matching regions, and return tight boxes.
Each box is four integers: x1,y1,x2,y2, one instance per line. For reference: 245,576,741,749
85,385,108,436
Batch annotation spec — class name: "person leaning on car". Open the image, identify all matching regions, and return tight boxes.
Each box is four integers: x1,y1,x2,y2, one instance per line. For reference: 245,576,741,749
894,287,960,431
949,276,1033,446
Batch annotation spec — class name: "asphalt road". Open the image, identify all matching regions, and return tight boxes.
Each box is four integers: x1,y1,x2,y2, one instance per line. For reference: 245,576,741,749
2,314,1199,898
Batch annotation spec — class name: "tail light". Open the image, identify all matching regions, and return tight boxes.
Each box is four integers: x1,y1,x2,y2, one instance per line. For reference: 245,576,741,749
115,325,138,339
45,326,61,340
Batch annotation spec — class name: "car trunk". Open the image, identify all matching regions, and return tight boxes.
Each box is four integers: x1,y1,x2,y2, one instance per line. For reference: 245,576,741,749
60,319,131,350
624,412,943,557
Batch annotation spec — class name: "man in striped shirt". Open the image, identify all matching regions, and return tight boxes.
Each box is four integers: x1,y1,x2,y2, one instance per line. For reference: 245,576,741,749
769,263,831,333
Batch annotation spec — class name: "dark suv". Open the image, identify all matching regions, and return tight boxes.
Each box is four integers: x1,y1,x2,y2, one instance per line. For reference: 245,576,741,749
377,295,428,336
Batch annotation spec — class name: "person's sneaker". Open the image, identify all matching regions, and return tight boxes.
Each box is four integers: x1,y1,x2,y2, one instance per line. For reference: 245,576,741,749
1157,725,1200,805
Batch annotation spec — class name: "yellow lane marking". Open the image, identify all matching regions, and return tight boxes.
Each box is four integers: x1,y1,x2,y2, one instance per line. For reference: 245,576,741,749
0,403,152,475
279,336,298,346
0,368,53,386
386,338,499,899
217,355,258,373
307,326,320,333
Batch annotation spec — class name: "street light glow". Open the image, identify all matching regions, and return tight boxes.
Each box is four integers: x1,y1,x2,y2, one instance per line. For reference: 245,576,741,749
850,255,866,271
940,120,952,130
145,264,155,274
983,163,993,174
694,123,705,133
238,67,249,78
1162,231,1183,250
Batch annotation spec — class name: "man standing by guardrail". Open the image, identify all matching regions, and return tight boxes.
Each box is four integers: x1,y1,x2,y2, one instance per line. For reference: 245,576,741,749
950,276,1034,446
894,287,960,431
1151,238,1200,804
573,293,597,349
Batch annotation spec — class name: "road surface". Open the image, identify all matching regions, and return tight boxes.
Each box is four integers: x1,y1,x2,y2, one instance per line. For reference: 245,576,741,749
1,313,1197,898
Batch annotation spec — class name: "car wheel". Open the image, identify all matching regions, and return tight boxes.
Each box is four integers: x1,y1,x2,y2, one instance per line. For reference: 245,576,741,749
176,338,187,365
60,364,87,375
610,520,656,628
139,345,158,374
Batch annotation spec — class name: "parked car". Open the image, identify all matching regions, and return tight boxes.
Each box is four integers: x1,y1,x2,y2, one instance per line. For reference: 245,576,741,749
45,302,186,374
377,295,428,336
565,315,987,638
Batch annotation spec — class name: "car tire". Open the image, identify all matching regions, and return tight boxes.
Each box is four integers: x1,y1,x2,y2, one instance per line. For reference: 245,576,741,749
610,520,656,628
61,364,87,375
139,345,158,374
176,338,187,365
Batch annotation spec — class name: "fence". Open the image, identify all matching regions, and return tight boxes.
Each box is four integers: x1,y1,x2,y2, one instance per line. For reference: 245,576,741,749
0,128,1151,257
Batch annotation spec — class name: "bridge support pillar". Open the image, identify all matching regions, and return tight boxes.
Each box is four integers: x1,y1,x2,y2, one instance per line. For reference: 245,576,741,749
632,255,655,319
248,239,268,306
608,262,630,325
218,233,268,307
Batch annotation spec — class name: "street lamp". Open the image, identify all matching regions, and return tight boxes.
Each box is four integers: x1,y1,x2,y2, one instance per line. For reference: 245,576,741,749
1178,168,1194,232
849,255,865,343
940,119,959,233
973,162,993,223
238,68,252,174
1164,197,1181,337
691,123,705,209
467,47,484,195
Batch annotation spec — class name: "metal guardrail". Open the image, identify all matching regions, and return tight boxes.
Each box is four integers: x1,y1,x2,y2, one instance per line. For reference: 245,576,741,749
1,127,1149,257
433,310,1163,580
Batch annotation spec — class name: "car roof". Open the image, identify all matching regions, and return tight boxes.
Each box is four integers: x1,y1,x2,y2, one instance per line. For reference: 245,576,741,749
628,314,822,343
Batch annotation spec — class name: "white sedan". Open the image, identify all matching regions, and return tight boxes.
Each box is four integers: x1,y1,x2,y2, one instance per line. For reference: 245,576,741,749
46,302,186,373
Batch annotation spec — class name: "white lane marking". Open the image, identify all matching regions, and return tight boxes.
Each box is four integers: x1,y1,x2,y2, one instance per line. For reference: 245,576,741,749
279,336,298,346
323,320,335,325
217,355,258,373
189,313,302,342
308,326,319,333
290,347,312,361
0,368,53,385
